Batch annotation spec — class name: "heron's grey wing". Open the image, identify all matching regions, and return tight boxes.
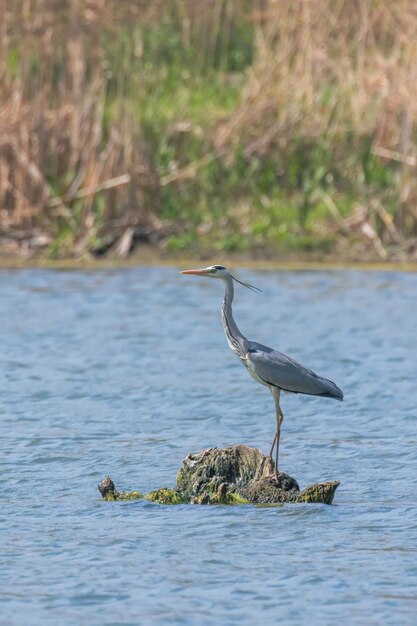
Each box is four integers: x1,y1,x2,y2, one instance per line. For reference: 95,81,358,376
245,341,343,399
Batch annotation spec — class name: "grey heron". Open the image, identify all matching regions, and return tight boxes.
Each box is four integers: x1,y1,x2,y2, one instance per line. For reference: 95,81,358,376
180,265,343,480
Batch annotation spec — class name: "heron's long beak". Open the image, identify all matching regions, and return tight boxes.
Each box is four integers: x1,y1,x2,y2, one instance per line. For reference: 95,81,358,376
179,268,210,275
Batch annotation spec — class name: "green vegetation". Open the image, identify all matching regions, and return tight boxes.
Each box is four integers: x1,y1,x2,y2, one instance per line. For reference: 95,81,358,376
145,488,185,505
99,445,340,506
102,490,143,502
1,1,417,261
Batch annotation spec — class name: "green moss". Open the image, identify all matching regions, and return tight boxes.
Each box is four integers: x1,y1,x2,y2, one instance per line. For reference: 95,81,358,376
102,490,143,502
191,484,250,505
145,488,185,505
102,493,117,502
214,491,250,505
298,481,340,505
191,492,249,505
116,491,143,501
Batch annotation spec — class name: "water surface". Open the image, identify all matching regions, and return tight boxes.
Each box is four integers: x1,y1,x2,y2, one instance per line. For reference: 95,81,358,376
1,267,416,625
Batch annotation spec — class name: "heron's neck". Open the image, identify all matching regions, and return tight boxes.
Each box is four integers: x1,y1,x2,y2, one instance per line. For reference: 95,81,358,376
221,276,246,354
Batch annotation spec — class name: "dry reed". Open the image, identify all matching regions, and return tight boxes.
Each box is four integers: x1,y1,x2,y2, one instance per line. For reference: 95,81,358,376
214,0,417,252
1,0,417,258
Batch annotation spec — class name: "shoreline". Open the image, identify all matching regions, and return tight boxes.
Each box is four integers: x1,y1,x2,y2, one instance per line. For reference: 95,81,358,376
1,249,416,273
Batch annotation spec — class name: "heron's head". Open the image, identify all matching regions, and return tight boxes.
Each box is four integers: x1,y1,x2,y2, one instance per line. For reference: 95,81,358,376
180,265,261,292
180,264,229,279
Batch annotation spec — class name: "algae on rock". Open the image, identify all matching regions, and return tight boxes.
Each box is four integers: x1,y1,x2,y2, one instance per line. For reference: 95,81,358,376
98,476,143,501
99,445,340,506
145,488,185,505
176,445,301,504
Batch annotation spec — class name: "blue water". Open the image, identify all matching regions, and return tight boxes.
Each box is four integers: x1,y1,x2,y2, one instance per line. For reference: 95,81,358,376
1,267,416,625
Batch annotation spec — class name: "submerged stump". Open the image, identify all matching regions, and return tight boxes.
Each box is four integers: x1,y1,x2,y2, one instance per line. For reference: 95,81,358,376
99,445,340,506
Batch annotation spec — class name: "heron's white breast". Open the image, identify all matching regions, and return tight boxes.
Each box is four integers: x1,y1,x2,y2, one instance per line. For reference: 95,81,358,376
242,355,269,386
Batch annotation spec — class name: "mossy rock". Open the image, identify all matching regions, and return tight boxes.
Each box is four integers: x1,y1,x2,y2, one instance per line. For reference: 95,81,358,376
176,445,299,500
98,476,143,502
298,481,340,505
99,445,340,506
145,488,185,505
240,476,301,504
190,481,250,505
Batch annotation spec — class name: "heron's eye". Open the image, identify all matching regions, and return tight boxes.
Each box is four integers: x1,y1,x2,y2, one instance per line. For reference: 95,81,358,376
212,265,226,271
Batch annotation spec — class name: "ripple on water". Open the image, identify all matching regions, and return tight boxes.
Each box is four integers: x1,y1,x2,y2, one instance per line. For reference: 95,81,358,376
1,267,416,626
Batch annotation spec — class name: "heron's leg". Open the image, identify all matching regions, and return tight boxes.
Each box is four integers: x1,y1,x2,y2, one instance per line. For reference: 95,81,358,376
269,387,283,480
274,407,284,479
268,432,277,458
257,431,276,479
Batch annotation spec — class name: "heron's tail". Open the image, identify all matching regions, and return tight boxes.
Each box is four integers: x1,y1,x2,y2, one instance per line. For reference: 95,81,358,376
317,377,344,401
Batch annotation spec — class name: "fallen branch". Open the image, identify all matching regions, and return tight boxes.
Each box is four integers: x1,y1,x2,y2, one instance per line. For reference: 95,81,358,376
47,174,131,208
160,154,214,186
372,146,417,167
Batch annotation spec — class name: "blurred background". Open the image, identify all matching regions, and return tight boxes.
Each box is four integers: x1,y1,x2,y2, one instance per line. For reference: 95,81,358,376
1,0,417,262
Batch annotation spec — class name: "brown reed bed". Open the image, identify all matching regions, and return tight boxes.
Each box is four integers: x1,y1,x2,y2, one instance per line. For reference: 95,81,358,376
0,1,417,261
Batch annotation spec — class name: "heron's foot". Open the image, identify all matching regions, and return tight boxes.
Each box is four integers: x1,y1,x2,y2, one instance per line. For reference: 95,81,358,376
256,455,276,480
257,455,282,482
267,468,281,482
273,469,281,482
268,470,300,492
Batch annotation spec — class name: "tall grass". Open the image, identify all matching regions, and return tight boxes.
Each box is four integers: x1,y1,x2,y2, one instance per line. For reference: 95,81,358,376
1,0,417,258
213,0,417,256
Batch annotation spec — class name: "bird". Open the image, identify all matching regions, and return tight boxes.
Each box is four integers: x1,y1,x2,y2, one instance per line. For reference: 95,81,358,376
180,264,343,480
